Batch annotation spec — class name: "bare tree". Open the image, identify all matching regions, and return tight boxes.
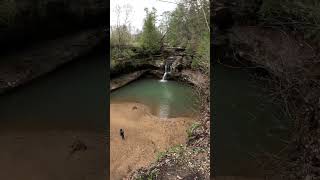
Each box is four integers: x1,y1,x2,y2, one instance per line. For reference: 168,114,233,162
112,3,134,59
113,4,133,47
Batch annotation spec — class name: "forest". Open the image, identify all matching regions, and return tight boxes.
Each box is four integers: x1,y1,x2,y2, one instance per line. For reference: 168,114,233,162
110,0,210,73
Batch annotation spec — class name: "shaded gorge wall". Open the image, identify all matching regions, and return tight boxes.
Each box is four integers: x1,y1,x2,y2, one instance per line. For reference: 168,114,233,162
0,0,107,53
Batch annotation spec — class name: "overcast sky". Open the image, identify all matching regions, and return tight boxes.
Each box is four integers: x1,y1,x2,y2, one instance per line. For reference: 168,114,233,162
110,0,177,31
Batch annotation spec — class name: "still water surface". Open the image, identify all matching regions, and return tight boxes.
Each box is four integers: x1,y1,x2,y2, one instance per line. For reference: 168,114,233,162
0,53,107,131
214,64,289,177
111,78,199,118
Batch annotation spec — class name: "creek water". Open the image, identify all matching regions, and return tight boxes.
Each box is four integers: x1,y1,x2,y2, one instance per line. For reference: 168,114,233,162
0,53,107,131
110,78,199,118
213,64,290,177
0,52,107,180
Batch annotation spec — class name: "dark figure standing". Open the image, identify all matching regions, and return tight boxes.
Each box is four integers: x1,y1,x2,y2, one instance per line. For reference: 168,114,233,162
120,129,125,140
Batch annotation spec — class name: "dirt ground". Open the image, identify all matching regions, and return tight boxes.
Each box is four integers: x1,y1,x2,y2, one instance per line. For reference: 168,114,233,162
0,130,106,180
110,102,194,180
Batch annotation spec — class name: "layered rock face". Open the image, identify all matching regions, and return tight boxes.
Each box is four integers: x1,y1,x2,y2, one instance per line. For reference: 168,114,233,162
0,0,107,93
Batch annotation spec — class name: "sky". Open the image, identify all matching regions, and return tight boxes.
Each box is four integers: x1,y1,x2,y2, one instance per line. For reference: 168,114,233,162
110,0,177,32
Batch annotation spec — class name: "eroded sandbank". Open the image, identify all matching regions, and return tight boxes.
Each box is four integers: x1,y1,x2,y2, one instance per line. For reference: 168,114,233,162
110,102,195,179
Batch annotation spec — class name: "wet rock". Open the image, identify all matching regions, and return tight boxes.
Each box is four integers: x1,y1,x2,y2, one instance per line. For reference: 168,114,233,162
110,70,148,91
171,56,183,73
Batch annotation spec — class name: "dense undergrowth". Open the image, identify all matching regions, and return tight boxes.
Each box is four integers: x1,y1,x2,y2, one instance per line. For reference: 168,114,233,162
229,0,320,46
216,0,320,178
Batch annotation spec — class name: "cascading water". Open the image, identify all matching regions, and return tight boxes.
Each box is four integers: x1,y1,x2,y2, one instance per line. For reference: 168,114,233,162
161,63,171,82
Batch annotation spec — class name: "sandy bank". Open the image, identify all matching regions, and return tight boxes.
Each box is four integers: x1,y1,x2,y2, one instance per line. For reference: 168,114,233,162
0,130,106,180
110,102,194,180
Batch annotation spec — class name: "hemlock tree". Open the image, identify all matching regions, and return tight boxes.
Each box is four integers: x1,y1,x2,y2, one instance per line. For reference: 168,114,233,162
140,8,161,54
166,4,188,47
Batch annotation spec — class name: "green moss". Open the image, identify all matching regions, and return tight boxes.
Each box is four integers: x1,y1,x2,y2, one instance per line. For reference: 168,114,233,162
156,144,184,161
186,122,201,139
136,169,158,180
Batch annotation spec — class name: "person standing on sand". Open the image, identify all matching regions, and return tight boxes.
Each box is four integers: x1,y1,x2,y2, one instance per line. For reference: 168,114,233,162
120,129,125,140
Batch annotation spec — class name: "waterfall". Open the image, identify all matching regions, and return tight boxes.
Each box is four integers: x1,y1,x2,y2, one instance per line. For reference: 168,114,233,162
161,64,171,81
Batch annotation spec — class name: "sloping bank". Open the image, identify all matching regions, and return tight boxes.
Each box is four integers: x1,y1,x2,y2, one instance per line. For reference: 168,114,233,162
213,1,320,179
0,0,106,94
0,29,105,94
110,53,210,179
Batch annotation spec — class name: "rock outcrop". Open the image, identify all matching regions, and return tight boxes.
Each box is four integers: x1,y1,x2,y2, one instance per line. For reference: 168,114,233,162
0,29,105,94
0,0,107,52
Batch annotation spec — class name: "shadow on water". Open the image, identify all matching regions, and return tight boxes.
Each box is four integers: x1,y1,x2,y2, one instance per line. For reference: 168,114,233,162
213,64,290,177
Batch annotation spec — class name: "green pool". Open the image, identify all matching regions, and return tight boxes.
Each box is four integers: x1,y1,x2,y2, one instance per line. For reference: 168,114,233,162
111,78,199,118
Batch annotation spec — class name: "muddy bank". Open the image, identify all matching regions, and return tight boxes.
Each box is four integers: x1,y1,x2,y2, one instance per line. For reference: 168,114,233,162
110,102,194,179
0,29,105,94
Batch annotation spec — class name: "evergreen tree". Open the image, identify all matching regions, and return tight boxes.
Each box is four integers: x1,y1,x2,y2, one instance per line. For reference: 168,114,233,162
140,8,161,54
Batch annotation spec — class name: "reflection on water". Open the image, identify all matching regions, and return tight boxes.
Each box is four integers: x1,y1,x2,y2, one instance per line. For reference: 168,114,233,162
158,99,170,118
158,81,172,118
110,78,198,118
214,64,290,177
